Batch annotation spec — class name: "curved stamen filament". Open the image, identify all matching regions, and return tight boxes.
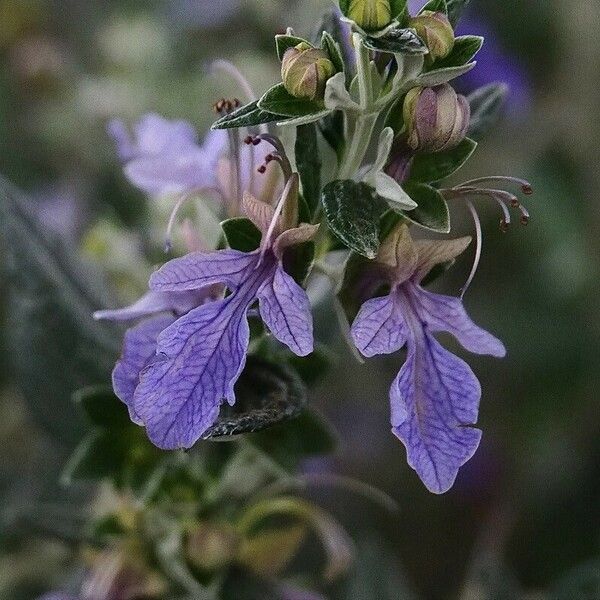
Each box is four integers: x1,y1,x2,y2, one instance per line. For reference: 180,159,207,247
459,176,533,195
210,60,256,103
461,200,482,299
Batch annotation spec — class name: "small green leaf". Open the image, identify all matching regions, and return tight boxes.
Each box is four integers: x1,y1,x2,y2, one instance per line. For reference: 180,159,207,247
363,27,428,55
467,83,508,140
408,138,477,183
74,384,131,429
295,123,322,216
320,31,345,73
430,36,483,70
419,0,448,14
203,357,307,439
282,241,315,286
211,101,286,130
322,180,386,259
400,182,450,232
221,218,262,252
319,111,345,161
258,84,326,118
249,409,337,471
416,62,476,86
275,34,310,61
446,0,471,26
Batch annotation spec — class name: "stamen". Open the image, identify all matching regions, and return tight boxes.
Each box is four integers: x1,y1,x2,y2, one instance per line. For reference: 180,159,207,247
519,205,530,225
210,59,257,103
246,134,293,182
165,193,194,253
459,176,533,196
461,200,482,300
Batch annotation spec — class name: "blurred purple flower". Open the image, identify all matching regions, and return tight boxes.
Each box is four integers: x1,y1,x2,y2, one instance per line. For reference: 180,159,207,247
37,594,79,600
32,183,86,240
350,225,505,494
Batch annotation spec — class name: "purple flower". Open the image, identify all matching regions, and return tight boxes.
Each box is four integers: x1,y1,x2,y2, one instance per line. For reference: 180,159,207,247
350,225,505,493
129,175,317,449
108,113,227,197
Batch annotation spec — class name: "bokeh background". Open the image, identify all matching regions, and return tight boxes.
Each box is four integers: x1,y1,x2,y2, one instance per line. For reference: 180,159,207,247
0,0,598,598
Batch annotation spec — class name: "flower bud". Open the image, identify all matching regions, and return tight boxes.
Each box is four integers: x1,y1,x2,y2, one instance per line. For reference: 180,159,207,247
408,11,454,62
281,42,336,101
186,523,240,572
347,0,392,31
403,84,470,153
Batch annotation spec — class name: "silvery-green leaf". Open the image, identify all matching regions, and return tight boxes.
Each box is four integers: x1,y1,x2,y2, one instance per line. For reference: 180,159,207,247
400,182,450,232
467,83,509,140
320,30,345,73
430,36,483,70
277,110,332,128
275,33,311,61
258,83,326,118
363,27,428,55
420,0,448,14
373,172,417,209
212,101,286,130
371,127,395,174
409,138,477,183
415,62,476,86
295,123,322,216
324,72,359,111
447,0,472,26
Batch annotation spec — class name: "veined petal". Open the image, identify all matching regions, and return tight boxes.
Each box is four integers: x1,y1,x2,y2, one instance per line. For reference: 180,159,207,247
150,249,259,292
134,258,273,449
243,191,275,236
94,289,205,322
258,265,314,356
413,237,471,284
413,286,506,357
273,223,319,259
391,333,483,494
351,295,409,358
112,315,174,424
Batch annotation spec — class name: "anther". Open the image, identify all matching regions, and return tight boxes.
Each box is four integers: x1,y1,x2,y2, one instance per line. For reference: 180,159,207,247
244,135,254,145
520,215,529,226
522,184,533,195
257,165,267,174
500,219,509,233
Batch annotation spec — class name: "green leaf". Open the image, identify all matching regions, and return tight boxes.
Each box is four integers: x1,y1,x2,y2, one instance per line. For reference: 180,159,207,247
408,138,477,183
282,241,315,286
211,101,286,130
322,180,386,259
275,33,310,61
203,357,307,439
416,62,476,86
430,35,483,70
363,27,428,55
0,177,120,445
467,83,508,141
287,344,333,386
400,182,450,232
446,0,471,26
221,218,262,252
295,123,322,216
319,111,346,162
74,384,131,429
391,0,409,21
258,84,326,118
419,0,448,14
321,31,345,73
249,409,337,472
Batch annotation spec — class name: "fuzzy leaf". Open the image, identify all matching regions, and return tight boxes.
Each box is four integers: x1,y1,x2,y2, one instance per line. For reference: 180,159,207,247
258,84,326,118
399,182,450,232
221,217,262,252
467,83,509,140
447,0,472,26
420,0,448,14
322,180,387,259
408,138,477,183
363,27,428,55
275,33,310,61
295,123,322,216
430,36,483,70
211,101,286,130
416,62,476,86
321,31,345,73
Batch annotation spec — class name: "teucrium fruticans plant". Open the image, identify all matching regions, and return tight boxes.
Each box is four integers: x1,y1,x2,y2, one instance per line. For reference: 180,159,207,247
31,0,535,597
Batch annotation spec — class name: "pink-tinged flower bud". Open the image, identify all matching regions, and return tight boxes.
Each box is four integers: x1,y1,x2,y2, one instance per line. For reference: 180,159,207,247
347,0,392,31
403,84,470,153
281,42,336,101
408,11,455,62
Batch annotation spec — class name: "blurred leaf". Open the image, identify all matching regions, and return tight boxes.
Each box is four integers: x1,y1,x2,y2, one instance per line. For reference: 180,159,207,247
249,409,337,472
408,138,477,183
431,36,484,70
400,182,450,232
203,357,307,439
287,345,334,386
550,559,600,600
467,83,509,141
74,384,131,429
295,123,322,216
0,177,120,445
363,28,428,55
447,0,472,26
322,180,386,259
258,84,327,119
221,217,262,252
212,101,286,130
221,567,281,600
459,552,522,600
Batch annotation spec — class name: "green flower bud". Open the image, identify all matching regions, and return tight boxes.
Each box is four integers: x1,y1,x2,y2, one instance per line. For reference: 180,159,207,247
347,0,392,31
403,84,470,153
408,10,455,62
281,42,336,101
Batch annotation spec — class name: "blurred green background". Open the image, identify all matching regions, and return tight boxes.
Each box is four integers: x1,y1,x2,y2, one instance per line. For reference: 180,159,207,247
0,0,598,598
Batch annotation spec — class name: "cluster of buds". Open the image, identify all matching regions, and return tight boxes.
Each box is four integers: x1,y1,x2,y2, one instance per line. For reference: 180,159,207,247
348,0,392,32
403,83,470,153
408,10,455,63
281,42,336,101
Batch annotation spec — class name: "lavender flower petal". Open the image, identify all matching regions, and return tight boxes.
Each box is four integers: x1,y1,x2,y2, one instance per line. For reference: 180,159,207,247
258,265,314,356
150,249,259,292
351,295,409,358
413,287,506,357
112,315,174,424
391,332,482,494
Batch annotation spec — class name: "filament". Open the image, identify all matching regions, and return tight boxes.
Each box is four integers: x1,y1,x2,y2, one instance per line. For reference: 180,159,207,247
461,200,482,300
210,59,256,102
458,176,533,196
